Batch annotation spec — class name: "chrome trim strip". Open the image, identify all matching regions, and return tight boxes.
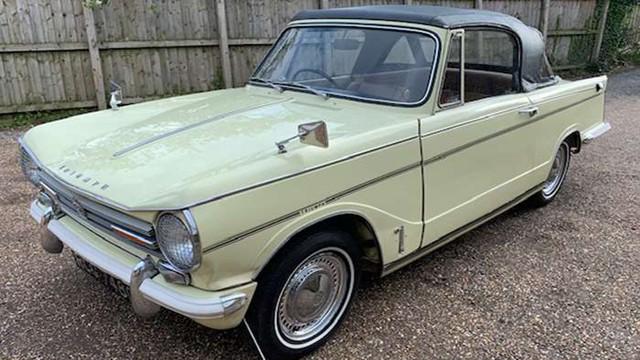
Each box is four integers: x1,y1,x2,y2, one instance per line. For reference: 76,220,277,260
112,99,291,158
251,22,441,107
422,103,524,137
110,224,156,247
20,135,418,211
190,135,419,210
250,209,380,278
210,88,597,253
31,201,250,321
21,87,601,213
203,160,422,253
204,91,599,253
381,182,544,276
422,92,602,165
582,122,611,144
530,85,598,105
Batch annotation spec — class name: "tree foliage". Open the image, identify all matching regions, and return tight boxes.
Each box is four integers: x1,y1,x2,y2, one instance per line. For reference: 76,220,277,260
599,0,640,69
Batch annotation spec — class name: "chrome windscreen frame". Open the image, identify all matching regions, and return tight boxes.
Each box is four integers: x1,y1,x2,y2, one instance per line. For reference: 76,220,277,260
250,21,441,108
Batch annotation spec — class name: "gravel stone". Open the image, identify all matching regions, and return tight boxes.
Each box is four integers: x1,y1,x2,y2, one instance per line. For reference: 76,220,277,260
1,68,639,359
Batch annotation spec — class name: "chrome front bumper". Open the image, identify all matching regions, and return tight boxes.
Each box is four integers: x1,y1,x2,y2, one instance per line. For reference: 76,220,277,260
30,201,255,327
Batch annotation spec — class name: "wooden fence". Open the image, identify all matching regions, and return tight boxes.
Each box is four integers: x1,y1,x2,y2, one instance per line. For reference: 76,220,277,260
631,4,640,44
0,0,626,114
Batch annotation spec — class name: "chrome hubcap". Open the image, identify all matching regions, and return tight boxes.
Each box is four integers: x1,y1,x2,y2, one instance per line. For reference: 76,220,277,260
543,144,568,197
276,250,350,343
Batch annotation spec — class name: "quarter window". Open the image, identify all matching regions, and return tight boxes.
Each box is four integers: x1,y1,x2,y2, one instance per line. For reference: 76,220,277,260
439,28,519,108
439,32,463,107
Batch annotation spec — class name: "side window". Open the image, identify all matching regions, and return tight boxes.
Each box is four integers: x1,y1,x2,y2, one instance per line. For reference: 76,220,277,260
439,31,463,107
463,29,518,101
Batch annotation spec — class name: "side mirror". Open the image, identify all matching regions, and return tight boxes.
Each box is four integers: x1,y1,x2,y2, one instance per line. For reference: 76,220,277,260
299,121,329,149
275,121,329,153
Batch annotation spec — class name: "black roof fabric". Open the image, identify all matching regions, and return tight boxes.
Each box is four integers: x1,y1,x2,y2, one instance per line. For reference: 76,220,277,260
292,6,556,90
294,5,520,29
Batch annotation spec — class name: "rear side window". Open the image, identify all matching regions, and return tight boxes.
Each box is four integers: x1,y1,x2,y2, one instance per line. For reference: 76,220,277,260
463,29,518,101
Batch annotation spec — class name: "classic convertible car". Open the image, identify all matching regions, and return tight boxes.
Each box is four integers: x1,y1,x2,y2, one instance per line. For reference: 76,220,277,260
20,5,609,359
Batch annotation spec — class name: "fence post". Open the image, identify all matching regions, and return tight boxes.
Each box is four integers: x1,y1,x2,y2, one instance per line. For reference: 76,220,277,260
216,0,233,88
82,5,107,110
540,0,551,41
592,0,610,62
475,0,483,9
320,0,329,9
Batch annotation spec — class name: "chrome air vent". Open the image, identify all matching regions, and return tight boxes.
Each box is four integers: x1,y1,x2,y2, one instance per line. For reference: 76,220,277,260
38,171,158,253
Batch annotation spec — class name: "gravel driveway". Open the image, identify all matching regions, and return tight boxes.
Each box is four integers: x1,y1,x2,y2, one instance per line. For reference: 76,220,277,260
1,68,639,360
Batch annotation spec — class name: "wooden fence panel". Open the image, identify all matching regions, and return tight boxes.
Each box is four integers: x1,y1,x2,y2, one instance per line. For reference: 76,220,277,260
0,0,633,114
545,0,598,67
483,0,542,26
230,45,272,87
226,0,319,39
91,0,223,101
93,0,219,42
0,0,96,112
225,0,320,87
100,47,221,99
630,4,640,44
0,0,87,45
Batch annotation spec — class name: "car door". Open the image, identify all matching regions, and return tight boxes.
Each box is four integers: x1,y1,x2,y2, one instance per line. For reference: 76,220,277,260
419,28,541,247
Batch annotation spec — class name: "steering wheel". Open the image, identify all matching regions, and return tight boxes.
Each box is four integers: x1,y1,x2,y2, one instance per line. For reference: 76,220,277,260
291,68,340,88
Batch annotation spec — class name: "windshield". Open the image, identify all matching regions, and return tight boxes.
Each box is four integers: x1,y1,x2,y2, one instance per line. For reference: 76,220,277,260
252,26,438,104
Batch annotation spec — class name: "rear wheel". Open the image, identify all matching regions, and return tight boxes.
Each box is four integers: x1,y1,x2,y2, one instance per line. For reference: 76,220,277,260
246,230,360,359
528,140,571,206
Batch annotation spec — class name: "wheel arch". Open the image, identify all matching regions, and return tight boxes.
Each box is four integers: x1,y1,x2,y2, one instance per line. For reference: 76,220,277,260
565,130,582,154
253,212,383,280
550,126,581,162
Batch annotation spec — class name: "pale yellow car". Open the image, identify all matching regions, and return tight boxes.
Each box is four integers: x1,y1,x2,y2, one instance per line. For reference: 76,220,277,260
20,5,609,359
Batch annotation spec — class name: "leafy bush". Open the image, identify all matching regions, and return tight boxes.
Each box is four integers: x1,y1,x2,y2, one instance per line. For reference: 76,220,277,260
599,0,640,70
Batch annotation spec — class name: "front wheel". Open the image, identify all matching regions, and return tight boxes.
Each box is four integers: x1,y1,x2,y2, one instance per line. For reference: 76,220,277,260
246,230,361,359
528,140,571,206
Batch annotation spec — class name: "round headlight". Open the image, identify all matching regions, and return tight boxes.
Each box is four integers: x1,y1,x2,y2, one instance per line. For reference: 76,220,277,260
156,212,201,271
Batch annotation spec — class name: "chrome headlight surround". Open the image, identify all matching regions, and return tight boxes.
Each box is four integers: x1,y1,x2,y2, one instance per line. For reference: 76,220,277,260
155,210,201,272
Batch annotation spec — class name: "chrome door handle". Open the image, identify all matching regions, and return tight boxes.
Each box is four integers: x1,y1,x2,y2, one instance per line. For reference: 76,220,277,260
519,107,538,117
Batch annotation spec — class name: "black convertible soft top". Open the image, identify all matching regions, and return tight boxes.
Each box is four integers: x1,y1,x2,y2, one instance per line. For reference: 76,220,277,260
293,5,556,91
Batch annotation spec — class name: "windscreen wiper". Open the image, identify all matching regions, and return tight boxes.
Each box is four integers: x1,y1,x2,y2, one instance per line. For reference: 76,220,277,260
274,81,329,100
249,77,283,93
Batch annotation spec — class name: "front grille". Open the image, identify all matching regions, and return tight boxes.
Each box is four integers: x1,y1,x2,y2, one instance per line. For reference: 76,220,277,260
38,171,158,252
19,146,31,170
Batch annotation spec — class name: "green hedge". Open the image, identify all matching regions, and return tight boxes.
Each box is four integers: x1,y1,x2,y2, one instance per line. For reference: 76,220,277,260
599,0,640,70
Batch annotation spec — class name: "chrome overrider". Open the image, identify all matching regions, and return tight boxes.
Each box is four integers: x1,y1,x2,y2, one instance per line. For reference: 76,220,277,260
30,197,250,321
